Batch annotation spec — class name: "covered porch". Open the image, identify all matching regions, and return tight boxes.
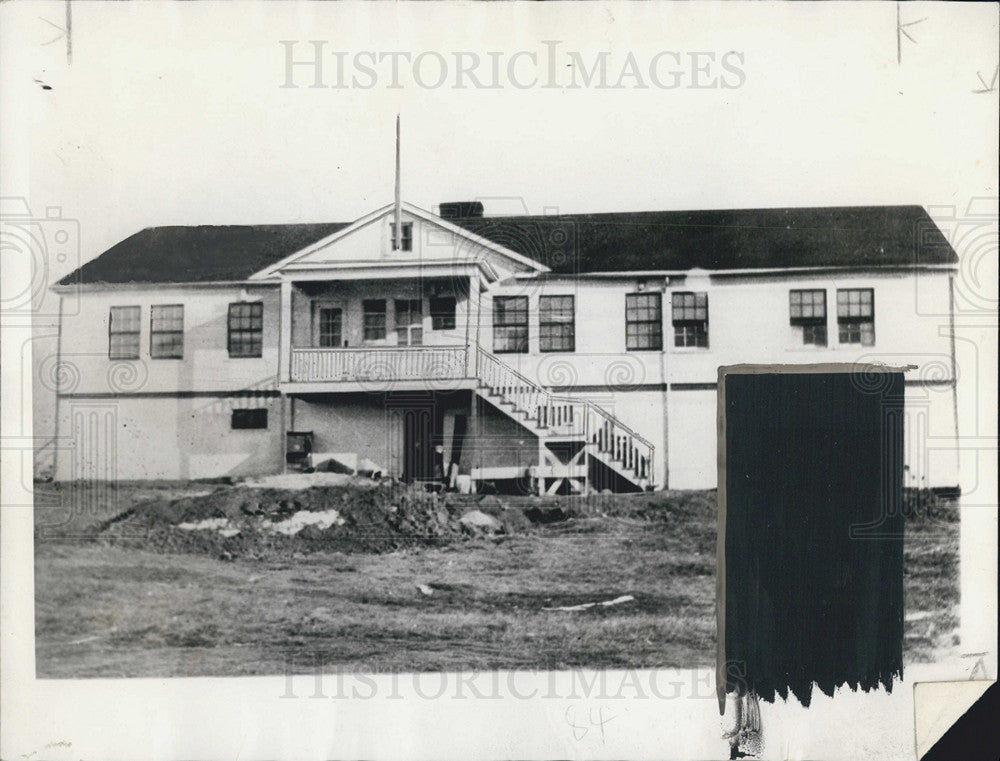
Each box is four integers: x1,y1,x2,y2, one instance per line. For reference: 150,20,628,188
279,273,483,391
256,202,541,392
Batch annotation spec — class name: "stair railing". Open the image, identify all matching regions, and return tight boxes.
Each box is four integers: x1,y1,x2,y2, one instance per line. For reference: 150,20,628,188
584,402,655,485
476,346,580,432
475,345,655,484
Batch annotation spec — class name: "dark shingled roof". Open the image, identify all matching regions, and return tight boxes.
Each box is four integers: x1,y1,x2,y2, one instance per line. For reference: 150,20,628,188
61,205,955,286
450,205,957,274
59,223,350,285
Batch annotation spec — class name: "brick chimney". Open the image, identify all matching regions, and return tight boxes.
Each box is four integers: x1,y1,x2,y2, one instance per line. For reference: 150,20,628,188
439,201,485,219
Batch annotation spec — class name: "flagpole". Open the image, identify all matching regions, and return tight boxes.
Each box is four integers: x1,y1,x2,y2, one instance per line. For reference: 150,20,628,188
394,114,401,249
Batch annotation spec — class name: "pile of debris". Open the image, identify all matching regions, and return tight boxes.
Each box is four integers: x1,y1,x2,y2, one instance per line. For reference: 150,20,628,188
99,477,557,558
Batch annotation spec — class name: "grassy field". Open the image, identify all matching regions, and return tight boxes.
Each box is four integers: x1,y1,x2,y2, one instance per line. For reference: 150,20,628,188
33,483,958,678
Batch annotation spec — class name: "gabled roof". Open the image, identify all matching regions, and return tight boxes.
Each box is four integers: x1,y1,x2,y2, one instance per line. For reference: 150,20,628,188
449,205,958,274
59,204,956,286
247,202,548,280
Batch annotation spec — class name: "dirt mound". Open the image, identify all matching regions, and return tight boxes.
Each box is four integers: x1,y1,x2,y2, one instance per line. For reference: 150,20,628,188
101,480,465,558
97,483,723,560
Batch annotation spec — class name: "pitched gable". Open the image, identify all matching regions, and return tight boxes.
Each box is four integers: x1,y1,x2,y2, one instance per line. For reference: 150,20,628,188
249,203,548,281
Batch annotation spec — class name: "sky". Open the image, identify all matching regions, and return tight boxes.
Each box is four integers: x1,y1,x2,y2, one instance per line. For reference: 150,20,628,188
5,2,997,259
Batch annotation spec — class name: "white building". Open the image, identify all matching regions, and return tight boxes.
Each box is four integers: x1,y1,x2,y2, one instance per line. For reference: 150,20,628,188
50,201,960,492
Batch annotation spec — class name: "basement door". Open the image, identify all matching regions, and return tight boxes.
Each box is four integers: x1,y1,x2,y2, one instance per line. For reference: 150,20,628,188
387,395,446,482
399,406,435,482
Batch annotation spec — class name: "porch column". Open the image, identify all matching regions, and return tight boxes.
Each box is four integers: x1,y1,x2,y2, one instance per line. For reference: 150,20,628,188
279,280,293,383
466,389,479,483
465,273,481,378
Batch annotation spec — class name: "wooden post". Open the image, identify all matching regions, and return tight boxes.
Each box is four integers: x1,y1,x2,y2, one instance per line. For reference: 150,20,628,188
279,281,293,383
465,274,479,379
467,388,479,485
537,439,546,496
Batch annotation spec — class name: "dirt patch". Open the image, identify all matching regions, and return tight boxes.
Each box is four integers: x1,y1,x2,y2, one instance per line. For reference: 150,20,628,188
35,487,958,678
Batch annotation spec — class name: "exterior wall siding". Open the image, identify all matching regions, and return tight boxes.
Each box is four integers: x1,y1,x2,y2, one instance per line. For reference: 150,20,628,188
486,270,954,379
469,397,540,475
665,388,717,490
293,394,400,477
52,248,958,489
55,393,282,481
487,268,957,489
56,285,281,396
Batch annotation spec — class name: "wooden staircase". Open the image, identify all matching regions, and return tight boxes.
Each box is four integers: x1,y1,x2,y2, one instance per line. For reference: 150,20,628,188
474,346,654,493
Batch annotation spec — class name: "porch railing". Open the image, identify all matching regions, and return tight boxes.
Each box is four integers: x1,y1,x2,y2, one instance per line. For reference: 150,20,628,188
288,343,654,485
290,346,469,384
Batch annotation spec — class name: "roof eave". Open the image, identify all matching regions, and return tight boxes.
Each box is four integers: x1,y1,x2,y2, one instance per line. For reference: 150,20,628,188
50,279,280,293
512,262,960,279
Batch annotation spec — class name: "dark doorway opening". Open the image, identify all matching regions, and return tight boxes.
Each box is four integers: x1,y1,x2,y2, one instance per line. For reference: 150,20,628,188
401,407,434,482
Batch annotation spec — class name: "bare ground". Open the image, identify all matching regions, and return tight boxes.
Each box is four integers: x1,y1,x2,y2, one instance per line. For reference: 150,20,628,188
32,482,958,678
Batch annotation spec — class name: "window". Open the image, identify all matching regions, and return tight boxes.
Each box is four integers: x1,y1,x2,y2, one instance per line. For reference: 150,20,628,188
231,409,268,430
493,296,528,353
362,299,387,342
837,288,875,345
391,221,413,251
108,306,141,359
626,293,663,350
430,296,457,331
539,295,575,352
789,289,827,346
317,307,342,348
228,301,263,357
671,292,708,348
395,299,423,346
150,304,184,358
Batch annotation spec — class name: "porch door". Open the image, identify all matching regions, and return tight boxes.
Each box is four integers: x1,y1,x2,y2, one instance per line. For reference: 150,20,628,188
317,307,343,347
395,299,423,346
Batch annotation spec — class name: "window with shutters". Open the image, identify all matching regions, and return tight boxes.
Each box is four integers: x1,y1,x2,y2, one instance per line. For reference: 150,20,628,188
390,221,413,251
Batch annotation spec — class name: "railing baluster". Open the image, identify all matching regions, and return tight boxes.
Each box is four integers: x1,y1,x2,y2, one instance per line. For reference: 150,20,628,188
471,344,655,485
291,346,468,383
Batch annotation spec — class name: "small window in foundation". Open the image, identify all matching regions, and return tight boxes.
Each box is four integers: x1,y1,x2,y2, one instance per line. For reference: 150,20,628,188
232,409,268,430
